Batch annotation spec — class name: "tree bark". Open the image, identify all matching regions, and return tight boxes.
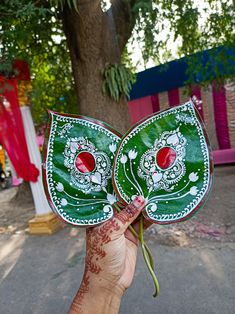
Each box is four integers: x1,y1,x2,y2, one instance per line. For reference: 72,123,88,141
10,181,34,208
61,1,136,134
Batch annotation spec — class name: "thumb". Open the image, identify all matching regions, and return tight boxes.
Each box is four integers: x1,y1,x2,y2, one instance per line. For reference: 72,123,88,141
115,196,145,232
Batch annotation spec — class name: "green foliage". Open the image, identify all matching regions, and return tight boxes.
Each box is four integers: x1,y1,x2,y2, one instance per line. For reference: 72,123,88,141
0,0,235,113
132,0,158,64
0,0,76,124
31,52,77,124
131,0,235,79
102,63,136,102
49,0,78,12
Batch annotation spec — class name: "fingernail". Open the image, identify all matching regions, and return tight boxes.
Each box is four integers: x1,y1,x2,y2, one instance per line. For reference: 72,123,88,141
133,196,145,207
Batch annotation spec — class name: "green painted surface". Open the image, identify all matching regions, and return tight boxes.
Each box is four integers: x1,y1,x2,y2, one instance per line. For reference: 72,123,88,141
43,112,121,226
113,101,213,224
43,101,213,226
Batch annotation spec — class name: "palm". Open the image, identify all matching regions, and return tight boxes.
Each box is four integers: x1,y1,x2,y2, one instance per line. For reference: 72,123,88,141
84,198,145,295
118,237,139,289
91,227,138,291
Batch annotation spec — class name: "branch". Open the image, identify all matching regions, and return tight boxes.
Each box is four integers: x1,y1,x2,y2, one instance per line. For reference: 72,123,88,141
111,0,139,52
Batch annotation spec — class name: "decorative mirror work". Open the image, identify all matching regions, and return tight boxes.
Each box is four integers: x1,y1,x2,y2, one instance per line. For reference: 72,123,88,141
113,101,213,224
42,112,121,226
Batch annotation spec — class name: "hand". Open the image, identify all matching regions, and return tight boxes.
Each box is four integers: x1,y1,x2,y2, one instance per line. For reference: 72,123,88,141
69,196,145,314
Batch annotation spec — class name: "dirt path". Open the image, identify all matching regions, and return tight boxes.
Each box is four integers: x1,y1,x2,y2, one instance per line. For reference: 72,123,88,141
0,166,234,314
0,165,234,245
0,187,34,234
147,165,235,246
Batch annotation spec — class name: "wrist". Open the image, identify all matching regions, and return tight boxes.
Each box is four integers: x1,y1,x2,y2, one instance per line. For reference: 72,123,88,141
88,270,125,296
88,277,123,313
69,272,124,314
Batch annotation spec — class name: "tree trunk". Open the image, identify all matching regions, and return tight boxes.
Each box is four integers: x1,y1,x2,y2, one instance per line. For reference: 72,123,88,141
10,181,34,208
61,2,132,134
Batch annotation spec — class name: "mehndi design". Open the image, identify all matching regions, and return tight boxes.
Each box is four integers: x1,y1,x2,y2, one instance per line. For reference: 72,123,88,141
42,100,213,297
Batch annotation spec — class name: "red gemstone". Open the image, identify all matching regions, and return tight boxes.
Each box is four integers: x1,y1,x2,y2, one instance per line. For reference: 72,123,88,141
156,147,176,169
75,152,96,173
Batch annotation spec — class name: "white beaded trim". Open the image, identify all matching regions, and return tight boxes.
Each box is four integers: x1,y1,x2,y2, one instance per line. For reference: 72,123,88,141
45,113,119,226
114,101,211,222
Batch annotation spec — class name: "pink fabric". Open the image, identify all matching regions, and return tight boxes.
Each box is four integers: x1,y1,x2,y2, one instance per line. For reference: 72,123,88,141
212,82,230,149
128,96,153,124
12,60,31,81
151,94,160,113
168,88,180,107
212,148,235,165
36,135,44,147
0,78,39,182
191,85,204,120
12,176,23,186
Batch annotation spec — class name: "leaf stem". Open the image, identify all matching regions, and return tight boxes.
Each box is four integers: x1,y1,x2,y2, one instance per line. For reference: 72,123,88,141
113,203,160,296
140,215,160,297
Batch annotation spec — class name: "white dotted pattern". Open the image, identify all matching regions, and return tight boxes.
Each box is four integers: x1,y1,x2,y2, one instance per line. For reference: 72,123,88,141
114,101,211,223
46,113,119,226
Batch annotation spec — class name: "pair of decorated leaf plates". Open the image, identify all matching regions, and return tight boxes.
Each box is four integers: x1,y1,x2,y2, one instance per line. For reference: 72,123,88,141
42,100,213,227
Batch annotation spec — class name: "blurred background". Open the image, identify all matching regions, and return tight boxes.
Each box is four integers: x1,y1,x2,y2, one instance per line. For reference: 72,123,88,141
0,1,235,313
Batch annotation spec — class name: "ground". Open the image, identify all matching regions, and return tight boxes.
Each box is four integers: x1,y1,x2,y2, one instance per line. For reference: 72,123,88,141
0,165,234,313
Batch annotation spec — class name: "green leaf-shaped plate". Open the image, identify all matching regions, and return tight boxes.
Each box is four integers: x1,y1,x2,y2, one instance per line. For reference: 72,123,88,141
42,112,121,226
113,101,213,224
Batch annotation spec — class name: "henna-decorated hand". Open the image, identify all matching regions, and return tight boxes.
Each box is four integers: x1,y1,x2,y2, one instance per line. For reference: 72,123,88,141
69,196,145,314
